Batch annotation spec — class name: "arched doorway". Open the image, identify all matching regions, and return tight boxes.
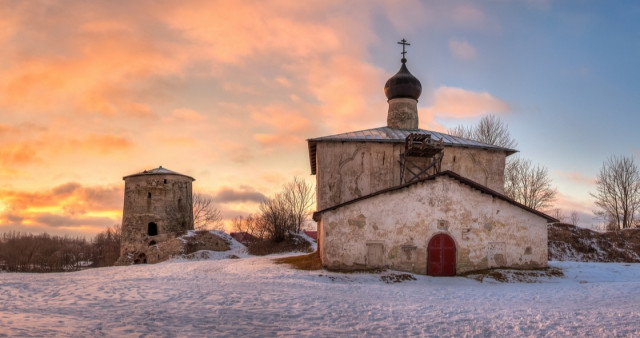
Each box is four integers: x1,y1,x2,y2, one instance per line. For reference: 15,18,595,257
427,233,456,276
148,222,158,236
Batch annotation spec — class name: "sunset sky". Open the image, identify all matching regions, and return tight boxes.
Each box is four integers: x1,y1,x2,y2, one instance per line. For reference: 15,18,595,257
1,0,639,237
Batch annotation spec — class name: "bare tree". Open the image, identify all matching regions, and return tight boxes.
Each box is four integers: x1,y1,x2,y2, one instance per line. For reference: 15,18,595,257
551,208,565,223
504,157,557,210
91,225,121,267
259,192,292,242
591,155,640,230
232,214,266,239
448,114,517,149
570,212,579,226
282,177,315,234
449,115,558,211
193,193,223,231
257,177,315,242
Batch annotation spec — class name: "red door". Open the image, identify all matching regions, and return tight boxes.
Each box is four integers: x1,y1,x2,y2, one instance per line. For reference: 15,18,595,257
427,233,456,276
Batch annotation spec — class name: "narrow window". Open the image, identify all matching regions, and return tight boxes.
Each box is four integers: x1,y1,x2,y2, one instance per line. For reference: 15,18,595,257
163,179,167,184
148,222,158,236
147,192,151,198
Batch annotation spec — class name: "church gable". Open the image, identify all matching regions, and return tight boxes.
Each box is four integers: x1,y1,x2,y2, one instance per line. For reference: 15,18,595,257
315,171,553,275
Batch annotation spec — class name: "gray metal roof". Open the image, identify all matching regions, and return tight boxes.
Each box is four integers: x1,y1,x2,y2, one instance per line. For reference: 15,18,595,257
123,166,195,181
307,126,517,174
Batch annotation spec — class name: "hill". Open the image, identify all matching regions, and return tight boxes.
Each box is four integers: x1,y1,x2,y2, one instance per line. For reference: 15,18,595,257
548,223,640,262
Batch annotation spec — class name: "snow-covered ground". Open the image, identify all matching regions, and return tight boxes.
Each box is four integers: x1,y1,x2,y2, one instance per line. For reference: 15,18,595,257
1,256,639,336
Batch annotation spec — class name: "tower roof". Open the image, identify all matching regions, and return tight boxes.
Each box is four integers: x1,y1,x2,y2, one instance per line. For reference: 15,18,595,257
384,39,422,101
123,166,195,181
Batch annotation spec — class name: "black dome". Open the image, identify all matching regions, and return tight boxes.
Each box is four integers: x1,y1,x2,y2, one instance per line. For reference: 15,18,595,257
384,59,422,101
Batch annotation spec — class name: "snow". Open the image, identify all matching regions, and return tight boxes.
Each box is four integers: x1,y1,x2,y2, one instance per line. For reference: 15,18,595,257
1,258,639,336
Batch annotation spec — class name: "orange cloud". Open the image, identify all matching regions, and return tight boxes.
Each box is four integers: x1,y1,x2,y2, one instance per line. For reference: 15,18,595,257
0,143,41,167
169,108,207,122
76,134,134,154
306,54,388,133
420,86,509,130
253,134,303,147
251,106,312,134
0,182,123,235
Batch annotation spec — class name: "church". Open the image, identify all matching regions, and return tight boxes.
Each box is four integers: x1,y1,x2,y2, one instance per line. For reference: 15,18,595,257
308,40,556,276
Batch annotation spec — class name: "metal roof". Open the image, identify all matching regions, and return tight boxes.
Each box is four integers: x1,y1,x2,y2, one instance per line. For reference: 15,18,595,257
123,166,195,181
307,126,517,174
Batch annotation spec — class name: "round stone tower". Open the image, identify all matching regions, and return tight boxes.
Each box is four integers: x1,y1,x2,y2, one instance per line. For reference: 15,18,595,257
119,166,195,263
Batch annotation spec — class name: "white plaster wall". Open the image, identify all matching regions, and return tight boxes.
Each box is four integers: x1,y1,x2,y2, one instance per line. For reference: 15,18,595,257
318,175,548,275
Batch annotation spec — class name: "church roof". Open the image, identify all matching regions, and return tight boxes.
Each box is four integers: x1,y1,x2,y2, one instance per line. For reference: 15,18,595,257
307,126,517,174
123,166,195,181
312,170,558,223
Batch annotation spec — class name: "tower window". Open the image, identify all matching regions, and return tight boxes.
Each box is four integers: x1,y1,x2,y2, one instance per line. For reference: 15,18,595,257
148,192,151,198
163,179,167,184
148,222,158,236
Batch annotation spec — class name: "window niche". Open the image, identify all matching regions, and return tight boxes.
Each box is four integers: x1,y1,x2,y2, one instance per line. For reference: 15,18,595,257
148,222,158,236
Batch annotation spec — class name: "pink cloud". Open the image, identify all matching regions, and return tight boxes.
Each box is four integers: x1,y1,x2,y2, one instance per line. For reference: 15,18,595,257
557,171,597,186
451,5,486,27
448,39,477,60
552,191,595,217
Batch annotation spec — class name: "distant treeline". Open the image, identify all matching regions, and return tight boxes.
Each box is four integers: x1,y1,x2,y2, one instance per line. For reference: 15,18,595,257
0,226,121,273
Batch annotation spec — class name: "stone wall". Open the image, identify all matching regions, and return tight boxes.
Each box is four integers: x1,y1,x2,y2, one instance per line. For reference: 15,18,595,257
116,231,231,265
317,175,548,275
315,141,507,210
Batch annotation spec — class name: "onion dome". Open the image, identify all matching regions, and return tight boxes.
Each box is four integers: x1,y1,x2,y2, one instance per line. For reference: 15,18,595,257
384,57,422,101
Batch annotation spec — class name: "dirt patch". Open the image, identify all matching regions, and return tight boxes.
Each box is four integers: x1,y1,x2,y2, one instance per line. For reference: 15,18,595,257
463,267,564,283
549,223,640,262
274,252,322,270
248,234,312,256
380,273,417,284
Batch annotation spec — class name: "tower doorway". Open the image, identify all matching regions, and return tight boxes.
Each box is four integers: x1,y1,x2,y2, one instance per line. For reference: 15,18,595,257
427,233,456,276
148,222,158,236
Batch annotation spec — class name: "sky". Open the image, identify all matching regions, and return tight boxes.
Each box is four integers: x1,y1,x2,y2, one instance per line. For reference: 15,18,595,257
1,0,639,237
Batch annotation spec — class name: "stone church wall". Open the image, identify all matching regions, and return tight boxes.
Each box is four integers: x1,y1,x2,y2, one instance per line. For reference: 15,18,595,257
317,175,548,275
315,141,507,210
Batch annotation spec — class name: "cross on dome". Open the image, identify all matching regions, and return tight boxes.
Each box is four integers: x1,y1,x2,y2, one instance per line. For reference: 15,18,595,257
398,38,411,62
